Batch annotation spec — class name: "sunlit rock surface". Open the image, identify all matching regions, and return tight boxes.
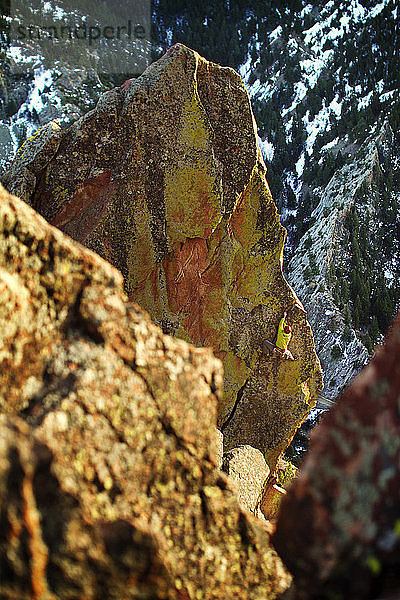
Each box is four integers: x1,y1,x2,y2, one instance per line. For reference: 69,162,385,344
3,44,323,471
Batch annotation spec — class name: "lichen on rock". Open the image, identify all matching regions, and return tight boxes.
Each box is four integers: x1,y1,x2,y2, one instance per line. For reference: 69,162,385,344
0,183,292,599
3,43,323,473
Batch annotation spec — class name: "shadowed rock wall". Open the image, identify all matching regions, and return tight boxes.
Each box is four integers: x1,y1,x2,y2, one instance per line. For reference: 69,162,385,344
2,44,323,471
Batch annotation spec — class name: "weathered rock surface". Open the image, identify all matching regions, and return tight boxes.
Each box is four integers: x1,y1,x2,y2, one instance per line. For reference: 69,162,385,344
0,183,292,599
214,428,224,470
273,311,400,599
0,416,176,600
222,445,270,515
2,43,323,471
260,484,287,522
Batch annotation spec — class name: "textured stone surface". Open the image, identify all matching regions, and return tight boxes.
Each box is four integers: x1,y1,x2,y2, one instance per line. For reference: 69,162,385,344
3,120,62,203
0,416,176,600
276,458,298,491
0,184,292,599
2,44,322,472
260,484,287,522
222,445,270,514
273,311,400,599
214,428,224,470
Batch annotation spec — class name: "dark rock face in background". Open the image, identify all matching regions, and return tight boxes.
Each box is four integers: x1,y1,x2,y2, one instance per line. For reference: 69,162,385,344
2,44,323,472
273,311,400,599
0,183,292,599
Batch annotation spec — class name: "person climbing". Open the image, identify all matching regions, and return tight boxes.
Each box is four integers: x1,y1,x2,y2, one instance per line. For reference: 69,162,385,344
275,311,295,360
263,311,297,360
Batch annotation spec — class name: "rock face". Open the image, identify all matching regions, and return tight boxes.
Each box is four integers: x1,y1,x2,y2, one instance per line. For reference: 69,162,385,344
260,484,287,522
0,416,177,600
222,445,270,515
2,43,323,471
273,311,400,599
0,183,292,599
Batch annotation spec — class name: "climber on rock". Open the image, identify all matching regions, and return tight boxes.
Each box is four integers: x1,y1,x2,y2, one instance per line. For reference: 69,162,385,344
263,311,297,360
276,311,295,359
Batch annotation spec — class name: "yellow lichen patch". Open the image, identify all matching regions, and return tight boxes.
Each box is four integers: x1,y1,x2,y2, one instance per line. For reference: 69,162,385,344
14,127,46,162
218,350,250,423
164,89,223,242
131,267,166,328
179,88,212,151
165,162,221,241
231,255,276,307
53,185,70,212
174,322,194,345
276,361,303,397
200,284,229,349
127,190,155,286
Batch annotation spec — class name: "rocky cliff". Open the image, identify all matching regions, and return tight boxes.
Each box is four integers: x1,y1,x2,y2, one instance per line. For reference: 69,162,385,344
0,182,292,599
2,178,400,598
2,43,323,472
287,120,400,400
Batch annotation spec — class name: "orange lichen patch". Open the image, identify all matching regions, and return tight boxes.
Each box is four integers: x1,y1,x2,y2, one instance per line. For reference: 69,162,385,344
22,476,55,600
214,350,227,361
230,173,261,248
51,170,115,243
163,237,223,346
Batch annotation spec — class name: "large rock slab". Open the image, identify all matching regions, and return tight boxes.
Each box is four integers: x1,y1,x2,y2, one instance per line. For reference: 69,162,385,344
0,183,291,599
273,312,400,599
2,44,323,471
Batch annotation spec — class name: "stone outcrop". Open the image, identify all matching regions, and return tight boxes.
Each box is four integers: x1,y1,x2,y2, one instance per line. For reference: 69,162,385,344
273,311,400,599
2,43,323,471
222,445,270,514
0,183,292,598
0,416,177,600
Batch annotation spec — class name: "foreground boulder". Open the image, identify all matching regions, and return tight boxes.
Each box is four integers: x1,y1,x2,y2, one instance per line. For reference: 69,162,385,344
273,313,400,599
0,184,291,598
2,44,323,471
0,416,177,600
